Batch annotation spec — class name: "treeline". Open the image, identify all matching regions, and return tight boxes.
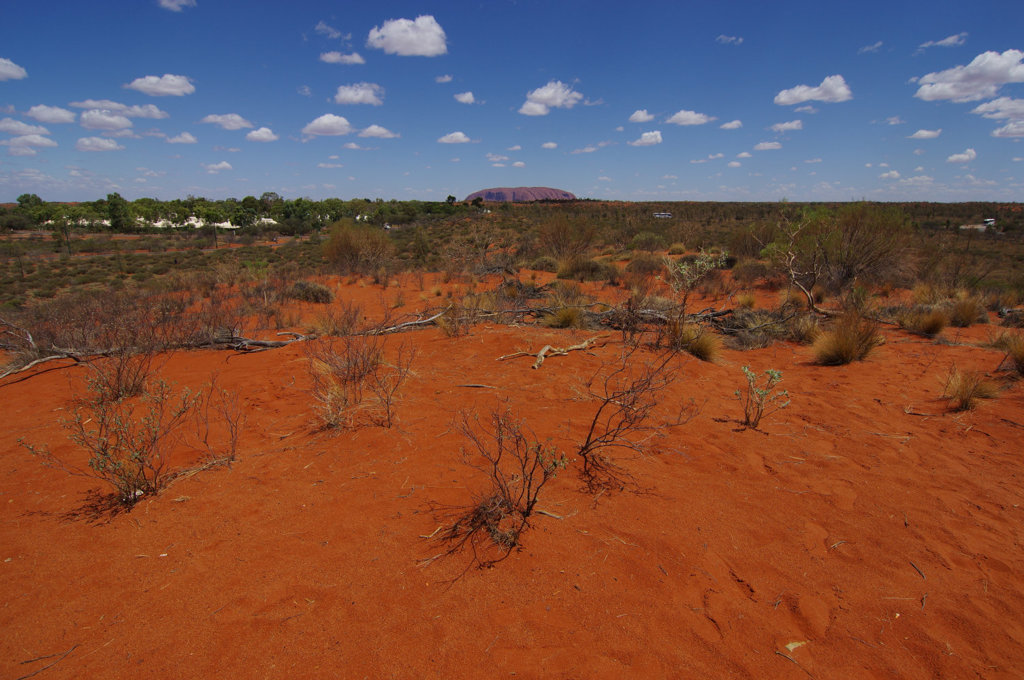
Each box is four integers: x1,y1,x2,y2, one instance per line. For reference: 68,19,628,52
0,192,479,236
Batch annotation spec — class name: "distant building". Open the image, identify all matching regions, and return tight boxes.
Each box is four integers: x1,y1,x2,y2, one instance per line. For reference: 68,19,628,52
653,212,672,219
983,218,996,227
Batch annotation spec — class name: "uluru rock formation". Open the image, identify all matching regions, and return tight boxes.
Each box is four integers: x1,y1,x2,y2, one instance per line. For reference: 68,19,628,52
464,187,576,202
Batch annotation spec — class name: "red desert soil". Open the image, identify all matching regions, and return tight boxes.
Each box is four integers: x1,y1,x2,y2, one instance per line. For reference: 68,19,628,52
2,277,1023,679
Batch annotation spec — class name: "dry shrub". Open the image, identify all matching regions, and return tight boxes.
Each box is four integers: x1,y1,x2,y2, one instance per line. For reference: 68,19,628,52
667,242,687,255
21,376,243,508
812,313,882,365
993,332,1024,376
557,256,619,282
897,307,949,337
541,306,585,329
734,292,756,309
574,347,693,490
947,295,986,328
786,314,821,344
912,283,945,305
943,366,998,411
439,409,566,567
731,258,769,286
287,280,333,304
323,222,394,276
659,320,720,361
305,335,382,429
310,301,363,337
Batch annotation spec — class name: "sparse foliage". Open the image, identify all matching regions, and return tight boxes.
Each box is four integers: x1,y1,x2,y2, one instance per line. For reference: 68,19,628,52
439,408,566,567
943,366,998,411
812,313,883,365
736,366,789,429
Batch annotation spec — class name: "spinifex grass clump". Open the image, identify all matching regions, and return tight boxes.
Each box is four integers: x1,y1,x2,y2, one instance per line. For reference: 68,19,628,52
812,313,882,365
943,366,998,411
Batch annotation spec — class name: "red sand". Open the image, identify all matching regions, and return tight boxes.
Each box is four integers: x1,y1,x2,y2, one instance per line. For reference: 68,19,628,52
2,279,1023,679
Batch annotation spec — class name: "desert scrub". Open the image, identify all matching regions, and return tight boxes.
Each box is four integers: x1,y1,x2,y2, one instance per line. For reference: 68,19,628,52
287,280,333,304
661,320,721,361
736,366,790,429
812,313,883,365
943,366,997,411
21,379,198,506
440,408,566,566
947,295,986,328
541,306,585,329
896,307,949,338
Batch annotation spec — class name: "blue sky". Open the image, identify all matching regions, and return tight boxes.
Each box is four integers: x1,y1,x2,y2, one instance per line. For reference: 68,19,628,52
1,0,1022,203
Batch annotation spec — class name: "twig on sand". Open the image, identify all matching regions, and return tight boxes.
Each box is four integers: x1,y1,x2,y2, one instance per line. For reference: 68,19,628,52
775,650,814,678
17,644,79,680
457,384,499,389
910,560,926,580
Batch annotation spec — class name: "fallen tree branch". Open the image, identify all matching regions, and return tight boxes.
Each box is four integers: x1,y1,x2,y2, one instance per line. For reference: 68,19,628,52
533,336,605,369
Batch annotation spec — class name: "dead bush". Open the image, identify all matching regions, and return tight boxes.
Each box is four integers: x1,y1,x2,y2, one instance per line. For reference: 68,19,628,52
574,347,694,490
439,409,566,567
895,306,949,338
947,295,986,328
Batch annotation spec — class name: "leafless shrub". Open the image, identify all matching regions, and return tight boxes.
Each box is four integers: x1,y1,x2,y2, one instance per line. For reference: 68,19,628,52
311,300,364,337
21,379,197,506
438,408,566,568
574,346,694,490
305,335,382,429
366,342,416,428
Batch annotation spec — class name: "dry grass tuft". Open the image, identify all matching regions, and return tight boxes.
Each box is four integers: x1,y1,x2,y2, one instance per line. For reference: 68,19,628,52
812,313,883,365
943,366,998,411
948,295,986,328
897,307,949,337
663,321,721,362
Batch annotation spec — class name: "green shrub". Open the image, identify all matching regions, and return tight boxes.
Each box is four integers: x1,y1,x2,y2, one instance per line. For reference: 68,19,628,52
557,256,618,282
736,366,789,429
288,280,334,304
529,255,560,272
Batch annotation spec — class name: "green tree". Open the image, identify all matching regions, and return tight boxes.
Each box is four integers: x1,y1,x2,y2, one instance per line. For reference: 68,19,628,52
106,192,131,231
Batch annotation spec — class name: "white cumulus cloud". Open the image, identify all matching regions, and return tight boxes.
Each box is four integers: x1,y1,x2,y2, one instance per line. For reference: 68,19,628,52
728,161,742,168
69,100,168,119
302,114,353,137
1,134,56,155
629,130,662,146
435,74,453,83
334,82,384,105
76,137,124,152
0,58,28,81
879,170,901,179
519,80,583,116
367,15,447,57
201,113,253,130
512,161,525,168
541,142,557,149
437,131,471,144
203,161,232,174
0,118,49,136
992,120,1024,137
774,75,852,105
80,109,132,131
755,141,782,150
736,151,752,158
770,119,803,132
167,132,197,144
320,51,366,65
716,35,743,45
914,50,1024,102
26,105,75,124
947,148,977,163
454,92,475,104
124,73,195,96
859,41,883,54
666,109,715,125
159,0,196,11
246,127,278,142
629,109,654,123
908,128,941,139
720,119,742,130
359,124,398,138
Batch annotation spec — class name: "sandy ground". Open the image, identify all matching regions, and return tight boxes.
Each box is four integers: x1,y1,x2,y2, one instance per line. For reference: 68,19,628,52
2,276,1023,679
